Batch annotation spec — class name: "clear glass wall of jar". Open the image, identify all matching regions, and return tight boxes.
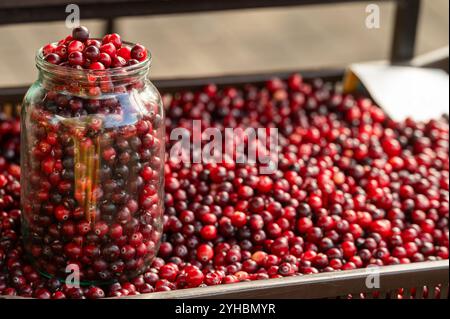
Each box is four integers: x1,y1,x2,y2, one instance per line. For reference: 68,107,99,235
21,43,164,284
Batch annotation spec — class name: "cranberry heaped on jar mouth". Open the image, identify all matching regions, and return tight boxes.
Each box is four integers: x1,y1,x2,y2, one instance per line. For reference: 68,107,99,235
44,26,147,70
20,26,164,285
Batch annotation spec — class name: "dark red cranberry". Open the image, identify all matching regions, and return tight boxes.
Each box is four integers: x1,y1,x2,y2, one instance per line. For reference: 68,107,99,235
72,26,90,42
45,53,61,65
84,45,100,61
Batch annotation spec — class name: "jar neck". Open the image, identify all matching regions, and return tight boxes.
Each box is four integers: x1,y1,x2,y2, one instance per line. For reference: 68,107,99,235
36,48,151,96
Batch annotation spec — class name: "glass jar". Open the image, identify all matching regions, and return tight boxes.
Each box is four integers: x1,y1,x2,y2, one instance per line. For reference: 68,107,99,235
20,43,164,284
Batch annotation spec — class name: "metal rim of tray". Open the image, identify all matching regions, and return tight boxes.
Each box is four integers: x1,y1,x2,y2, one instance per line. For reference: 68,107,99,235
125,260,450,299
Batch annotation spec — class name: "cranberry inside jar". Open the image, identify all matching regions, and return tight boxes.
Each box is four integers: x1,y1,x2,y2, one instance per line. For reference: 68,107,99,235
20,27,164,284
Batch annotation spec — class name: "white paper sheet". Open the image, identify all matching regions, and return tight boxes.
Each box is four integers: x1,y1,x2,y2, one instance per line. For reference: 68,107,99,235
349,64,449,122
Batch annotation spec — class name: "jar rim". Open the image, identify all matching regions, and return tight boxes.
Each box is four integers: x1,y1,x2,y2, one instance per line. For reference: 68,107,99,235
35,40,152,78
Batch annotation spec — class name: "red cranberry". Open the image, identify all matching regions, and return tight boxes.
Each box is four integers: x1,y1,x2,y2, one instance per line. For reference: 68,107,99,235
159,264,178,282
100,43,116,58
230,211,247,228
382,138,401,157
68,51,84,66
54,205,70,221
89,62,105,70
104,33,122,49
342,241,357,259
34,288,52,299
370,219,392,238
200,225,217,240
98,52,112,68
86,287,105,299
131,44,148,61
43,43,57,55
118,47,131,60
184,265,204,288
197,244,214,262
297,217,313,233
54,45,68,59
67,40,85,53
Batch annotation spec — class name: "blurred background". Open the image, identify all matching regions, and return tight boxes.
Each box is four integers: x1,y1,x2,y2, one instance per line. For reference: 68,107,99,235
0,0,448,87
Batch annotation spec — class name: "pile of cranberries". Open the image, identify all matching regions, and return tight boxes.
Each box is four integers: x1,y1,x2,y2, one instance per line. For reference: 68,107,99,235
0,115,20,163
43,26,147,70
1,72,449,298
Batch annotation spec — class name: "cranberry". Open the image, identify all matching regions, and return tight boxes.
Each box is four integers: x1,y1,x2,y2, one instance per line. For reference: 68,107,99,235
370,219,392,238
68,51,85,66
257,176,273,193
100,43,116,58
104,33,122,48
102,147,116,161
131,44,148,61
84,45,100,61
342,241,357,259
127,59,140,66
52,291,67,299
55,45,68,59
64,243,82,259
90,62,105,70
205,271,223,286
297,217,313,233
183,265,204,288
86,287,105,299
270,237,289,256
45,53,61,65
72,26,90,42
54,205,70,221
226,249,242,263
98,52,112,68
159,264,178,282
200,225,218,240
197,244,214,262
382,138,401,157
141,166,154,181
109,224,123,239
309,194,323,210
43,43,57,55
230,211,247,228
223,275,239,284
111,56,127,68
118,47,131,60
67,40,85,53
34,288,52,299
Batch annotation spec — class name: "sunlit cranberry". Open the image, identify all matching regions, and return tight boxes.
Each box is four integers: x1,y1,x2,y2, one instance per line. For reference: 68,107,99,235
130,44,148,61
